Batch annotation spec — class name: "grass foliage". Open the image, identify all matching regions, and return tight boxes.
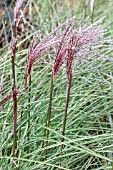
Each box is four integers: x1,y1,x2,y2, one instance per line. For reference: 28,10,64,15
0,0,113,169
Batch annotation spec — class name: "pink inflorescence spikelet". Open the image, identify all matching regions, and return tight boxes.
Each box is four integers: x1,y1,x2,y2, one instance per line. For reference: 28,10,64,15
53,23,72,78
25,17,76,84
14,0,23,21
53,17,107,80
25,16,110,87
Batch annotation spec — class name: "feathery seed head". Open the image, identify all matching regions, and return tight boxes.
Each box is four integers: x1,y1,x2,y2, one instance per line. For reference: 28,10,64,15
14,0,23,21
26,16,108,85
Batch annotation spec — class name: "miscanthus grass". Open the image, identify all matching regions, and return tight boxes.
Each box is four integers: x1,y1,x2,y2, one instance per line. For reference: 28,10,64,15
0,0,113,169
24,15,112,163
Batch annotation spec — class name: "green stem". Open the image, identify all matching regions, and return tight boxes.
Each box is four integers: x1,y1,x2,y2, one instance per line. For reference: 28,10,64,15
60,73,72,155
47,71,54,139
42,71,54,158
11,15,17,158
46,71,54,141
59,76,72,170
60,43,73,153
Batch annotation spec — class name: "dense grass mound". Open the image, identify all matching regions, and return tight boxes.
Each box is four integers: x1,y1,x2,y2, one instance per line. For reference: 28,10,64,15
0,0,113,169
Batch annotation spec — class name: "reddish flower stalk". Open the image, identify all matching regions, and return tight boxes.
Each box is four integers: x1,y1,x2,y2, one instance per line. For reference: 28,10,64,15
60,39,74,154
14,0,32,154
45,21,76,145
11,0,24,159
58,35,77,167
11,38,18,157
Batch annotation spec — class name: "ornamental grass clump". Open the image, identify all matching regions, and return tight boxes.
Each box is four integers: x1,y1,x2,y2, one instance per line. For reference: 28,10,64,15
0,12,110,162
24,16,109,154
